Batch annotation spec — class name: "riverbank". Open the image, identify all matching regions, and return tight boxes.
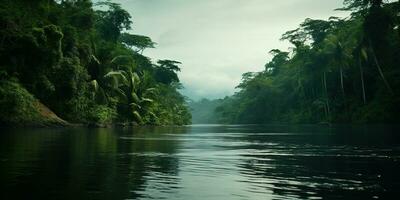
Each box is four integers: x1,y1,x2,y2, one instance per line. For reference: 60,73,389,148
0,80,67,128
0,80,184,128
0,101,70,128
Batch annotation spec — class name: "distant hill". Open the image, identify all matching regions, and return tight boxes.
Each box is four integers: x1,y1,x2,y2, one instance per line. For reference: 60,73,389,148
189,99,223,124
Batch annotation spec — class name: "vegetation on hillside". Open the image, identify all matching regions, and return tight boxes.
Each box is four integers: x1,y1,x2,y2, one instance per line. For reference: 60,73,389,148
0,0,191,126
215,0,400,124
189,99,223,124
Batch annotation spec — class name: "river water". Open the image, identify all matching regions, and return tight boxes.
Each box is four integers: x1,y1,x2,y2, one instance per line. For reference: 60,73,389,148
1,125,400,199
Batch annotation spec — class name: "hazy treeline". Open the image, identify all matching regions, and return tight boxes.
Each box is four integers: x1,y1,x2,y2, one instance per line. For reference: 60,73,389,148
189,99,223,124
0,0,191,126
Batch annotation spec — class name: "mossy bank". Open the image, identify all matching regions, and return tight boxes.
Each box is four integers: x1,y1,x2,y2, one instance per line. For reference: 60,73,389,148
0,79,69,127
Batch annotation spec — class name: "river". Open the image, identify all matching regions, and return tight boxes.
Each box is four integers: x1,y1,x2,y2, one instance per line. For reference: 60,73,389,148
1,125,400,199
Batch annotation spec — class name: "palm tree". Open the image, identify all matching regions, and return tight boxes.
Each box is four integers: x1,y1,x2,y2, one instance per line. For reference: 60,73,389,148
367,40,394,94
362,0,394,94
104,69,156,123
89,55,157,123
323,35,351,100
358,47,368,104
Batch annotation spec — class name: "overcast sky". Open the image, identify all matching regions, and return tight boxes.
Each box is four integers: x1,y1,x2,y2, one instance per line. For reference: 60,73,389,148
112,0,349,100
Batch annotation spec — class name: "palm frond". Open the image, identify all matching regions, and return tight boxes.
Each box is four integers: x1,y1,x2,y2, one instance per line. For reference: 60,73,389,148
132,111,143,123
104,70,129,86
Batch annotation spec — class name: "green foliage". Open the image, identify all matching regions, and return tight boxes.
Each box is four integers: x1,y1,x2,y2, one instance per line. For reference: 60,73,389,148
147,84,191,125
0,0,191,126
153,60,182,85
104,69,153,123
0,79,41,125
95,1,132,42
215,0,400,124
87,105,116,125
120,33,156,53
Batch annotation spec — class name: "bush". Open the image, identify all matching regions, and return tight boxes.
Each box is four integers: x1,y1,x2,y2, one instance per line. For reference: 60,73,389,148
0,79,41,125
87,105,116,125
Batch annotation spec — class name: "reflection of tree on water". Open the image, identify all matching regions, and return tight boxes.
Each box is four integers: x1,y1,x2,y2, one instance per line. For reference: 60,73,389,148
0,126,187,200
234,126,400,200
116,126,186,199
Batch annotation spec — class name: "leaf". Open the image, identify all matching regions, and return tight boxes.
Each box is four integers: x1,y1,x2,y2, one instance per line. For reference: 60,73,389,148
91,55,101,65
90,80,99,92
129,102,142,110
140,98,154,104
104,70,129,86
132,111,143,123
145,88,157,93
143,88,157,97
110,55,132,65
361,48,368,61
114,88,128,103
133,72,140,84
130,72,136,88
131,92,140,103
148,111,158,119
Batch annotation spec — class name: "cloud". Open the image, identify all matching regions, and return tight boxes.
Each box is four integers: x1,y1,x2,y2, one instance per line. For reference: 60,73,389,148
114,0,349,100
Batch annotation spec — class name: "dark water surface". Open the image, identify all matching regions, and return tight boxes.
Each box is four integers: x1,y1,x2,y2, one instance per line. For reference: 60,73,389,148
1,125,400,200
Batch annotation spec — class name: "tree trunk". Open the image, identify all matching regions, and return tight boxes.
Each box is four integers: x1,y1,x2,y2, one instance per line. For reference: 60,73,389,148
369,40,394,94
340,66,345,100
359,58,367,105
323,72,330,120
